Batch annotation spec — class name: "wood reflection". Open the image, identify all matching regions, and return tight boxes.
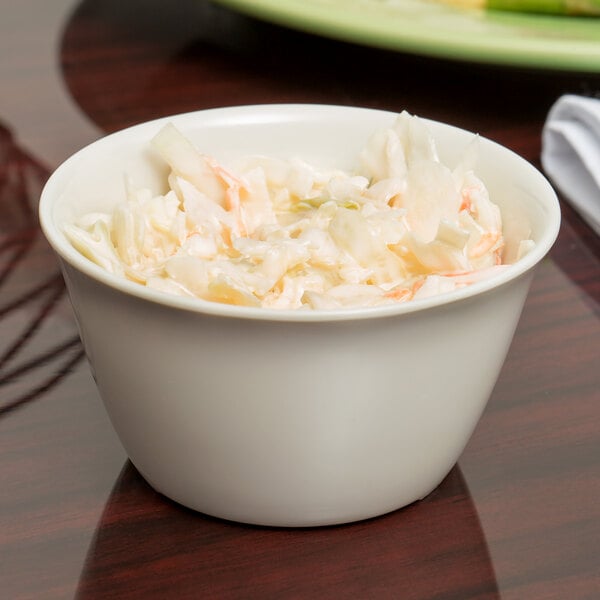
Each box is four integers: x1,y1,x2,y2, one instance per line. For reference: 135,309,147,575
59,0,599,138
75,463,500,599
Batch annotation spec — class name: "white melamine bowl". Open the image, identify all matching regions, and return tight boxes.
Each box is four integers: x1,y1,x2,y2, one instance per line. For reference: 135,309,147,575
39,105,560,527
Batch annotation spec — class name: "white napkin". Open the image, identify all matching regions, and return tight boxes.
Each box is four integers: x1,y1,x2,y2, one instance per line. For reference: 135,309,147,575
542,94,600,236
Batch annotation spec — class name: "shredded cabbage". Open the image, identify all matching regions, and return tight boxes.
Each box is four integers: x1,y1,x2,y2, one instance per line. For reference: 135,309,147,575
64,112,534,310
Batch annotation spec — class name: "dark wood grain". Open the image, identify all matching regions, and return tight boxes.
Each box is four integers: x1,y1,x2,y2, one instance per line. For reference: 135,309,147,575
1,1,599,598
75,464,499,600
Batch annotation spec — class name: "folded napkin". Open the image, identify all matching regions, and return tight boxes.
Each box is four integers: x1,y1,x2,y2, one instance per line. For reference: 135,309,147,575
542,94,600,236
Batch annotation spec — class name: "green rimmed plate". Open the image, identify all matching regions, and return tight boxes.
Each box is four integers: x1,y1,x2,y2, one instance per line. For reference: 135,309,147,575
212,0,600,72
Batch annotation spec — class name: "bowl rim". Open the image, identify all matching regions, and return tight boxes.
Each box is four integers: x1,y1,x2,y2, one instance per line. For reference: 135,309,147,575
39,103,561,323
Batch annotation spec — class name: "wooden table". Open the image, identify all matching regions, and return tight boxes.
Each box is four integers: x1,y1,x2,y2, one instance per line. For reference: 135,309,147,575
1,1,599,598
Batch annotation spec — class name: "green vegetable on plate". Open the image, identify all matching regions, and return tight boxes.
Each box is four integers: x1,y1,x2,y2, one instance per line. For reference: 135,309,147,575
436,0,600,15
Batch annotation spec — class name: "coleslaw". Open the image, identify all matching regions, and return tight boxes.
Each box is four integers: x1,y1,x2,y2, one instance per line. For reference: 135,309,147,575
64,111,534,309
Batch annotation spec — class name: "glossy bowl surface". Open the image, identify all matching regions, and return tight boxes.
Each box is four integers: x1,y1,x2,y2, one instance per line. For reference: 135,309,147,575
39,105,560,526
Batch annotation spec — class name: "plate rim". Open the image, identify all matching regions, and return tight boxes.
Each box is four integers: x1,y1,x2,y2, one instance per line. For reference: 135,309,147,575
212,0,600,72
